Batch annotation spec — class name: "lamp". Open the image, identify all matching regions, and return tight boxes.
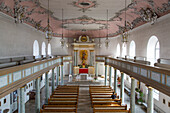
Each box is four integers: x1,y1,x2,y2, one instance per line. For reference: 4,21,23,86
98,38,102,48
45,0,53,43
60,8,65,48
121,0,128,44
140,8,158,25
105,9,110,48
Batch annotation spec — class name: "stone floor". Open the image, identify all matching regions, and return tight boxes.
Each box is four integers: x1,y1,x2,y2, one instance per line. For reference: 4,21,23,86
21,75,156,113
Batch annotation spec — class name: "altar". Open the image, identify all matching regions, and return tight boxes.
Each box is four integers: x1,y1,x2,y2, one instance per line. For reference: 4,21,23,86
79,68,88,74
72,35,95,76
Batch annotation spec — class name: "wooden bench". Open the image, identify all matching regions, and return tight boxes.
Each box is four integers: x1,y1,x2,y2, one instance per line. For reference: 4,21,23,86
40,109,77,113
93,109,131,113
93,105,127,110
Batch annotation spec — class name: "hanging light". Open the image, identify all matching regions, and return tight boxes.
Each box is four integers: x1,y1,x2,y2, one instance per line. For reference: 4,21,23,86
121,0,128,44
98,38,102,48
105,9,110,48
66,23,69,48
45,0,53,43
60,8,65,48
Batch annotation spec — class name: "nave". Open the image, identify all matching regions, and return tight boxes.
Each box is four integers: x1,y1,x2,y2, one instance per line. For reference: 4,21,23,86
20,75,149,113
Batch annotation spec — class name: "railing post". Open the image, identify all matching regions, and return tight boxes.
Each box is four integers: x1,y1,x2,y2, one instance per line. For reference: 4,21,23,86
18,85,25,113
52,68,55,93
114,68,117,93
147,86,154,113
120,72,124,104
130,77,136,113
35,77,40,113
45,71,49,104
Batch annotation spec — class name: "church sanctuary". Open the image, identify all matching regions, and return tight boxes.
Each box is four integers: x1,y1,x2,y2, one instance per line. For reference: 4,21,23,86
0,0,170,113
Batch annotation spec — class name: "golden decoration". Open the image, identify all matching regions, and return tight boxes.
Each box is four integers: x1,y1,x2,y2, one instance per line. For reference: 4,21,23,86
79,50,88,66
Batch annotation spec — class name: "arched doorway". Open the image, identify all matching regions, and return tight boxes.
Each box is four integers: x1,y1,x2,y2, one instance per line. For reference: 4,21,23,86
33,40,39,57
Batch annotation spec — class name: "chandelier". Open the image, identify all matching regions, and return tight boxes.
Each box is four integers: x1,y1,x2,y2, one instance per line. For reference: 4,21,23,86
121,0,128,44
105,9,110,49
45,0,53,43
140,8,158,25
14,1,25,23
98,38,102,48
60,8,65,48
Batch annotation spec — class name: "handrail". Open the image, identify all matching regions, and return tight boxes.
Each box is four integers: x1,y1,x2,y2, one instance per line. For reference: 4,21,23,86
0,56,72,99
96,56,170,96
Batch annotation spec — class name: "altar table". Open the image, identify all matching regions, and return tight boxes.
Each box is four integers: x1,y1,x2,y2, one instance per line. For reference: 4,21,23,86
79,68,88,74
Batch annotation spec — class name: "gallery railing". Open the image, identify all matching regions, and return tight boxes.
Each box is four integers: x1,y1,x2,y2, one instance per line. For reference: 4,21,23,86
96,55,170,96
0,56,72,98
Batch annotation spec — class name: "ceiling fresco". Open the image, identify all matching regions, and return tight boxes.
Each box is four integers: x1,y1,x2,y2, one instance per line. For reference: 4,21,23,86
0,0,169,38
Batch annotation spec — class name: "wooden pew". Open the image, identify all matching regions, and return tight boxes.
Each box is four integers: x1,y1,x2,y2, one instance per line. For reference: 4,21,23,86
93,109,131,113
40,109,77,113
93,104,127,110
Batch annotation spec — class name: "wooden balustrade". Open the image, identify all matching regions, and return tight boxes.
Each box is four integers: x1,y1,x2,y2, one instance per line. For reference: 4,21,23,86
0,56,72,98
96,56,170,96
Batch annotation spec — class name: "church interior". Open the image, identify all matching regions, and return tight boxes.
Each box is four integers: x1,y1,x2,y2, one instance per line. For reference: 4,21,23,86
0,0,170,113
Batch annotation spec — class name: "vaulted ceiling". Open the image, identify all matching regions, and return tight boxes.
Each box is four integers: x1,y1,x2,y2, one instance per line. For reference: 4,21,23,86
0,0,169,38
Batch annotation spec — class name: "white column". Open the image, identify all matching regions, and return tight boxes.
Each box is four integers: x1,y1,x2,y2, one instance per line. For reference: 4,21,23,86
104,65,108,86
130,77,135,113
147,86,154,113
52,68,55,93
109,66,112,87
120,72,124,104
35,77,40,113
19,86,25,113
114,68,117,93
45,72,49,104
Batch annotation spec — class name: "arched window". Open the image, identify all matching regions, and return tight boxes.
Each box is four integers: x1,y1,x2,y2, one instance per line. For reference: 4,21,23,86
147,35,160,100
48,43,51,55
155,41,160,61
129,40,136,58
116,43,120,57
33,40,39,56
42,42,46,56
147,36,160,65
122,43,127,57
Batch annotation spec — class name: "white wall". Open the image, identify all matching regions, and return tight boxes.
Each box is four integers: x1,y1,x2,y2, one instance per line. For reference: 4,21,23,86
95,14,170,113
0,12,70,58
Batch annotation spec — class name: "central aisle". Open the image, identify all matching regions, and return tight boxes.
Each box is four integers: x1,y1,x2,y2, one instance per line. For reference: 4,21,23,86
77,86,93,113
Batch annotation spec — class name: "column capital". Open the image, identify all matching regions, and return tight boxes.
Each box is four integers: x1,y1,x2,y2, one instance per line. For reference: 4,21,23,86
130,77,135,79
114,67,117,70
74,50,78,52
20,85,26,88
147,86,153,89
120,72,124,74
90,50,94,52
69,61,72,63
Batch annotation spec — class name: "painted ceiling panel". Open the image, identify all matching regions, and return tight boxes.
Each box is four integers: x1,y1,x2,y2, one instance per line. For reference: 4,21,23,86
0,0,169,38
